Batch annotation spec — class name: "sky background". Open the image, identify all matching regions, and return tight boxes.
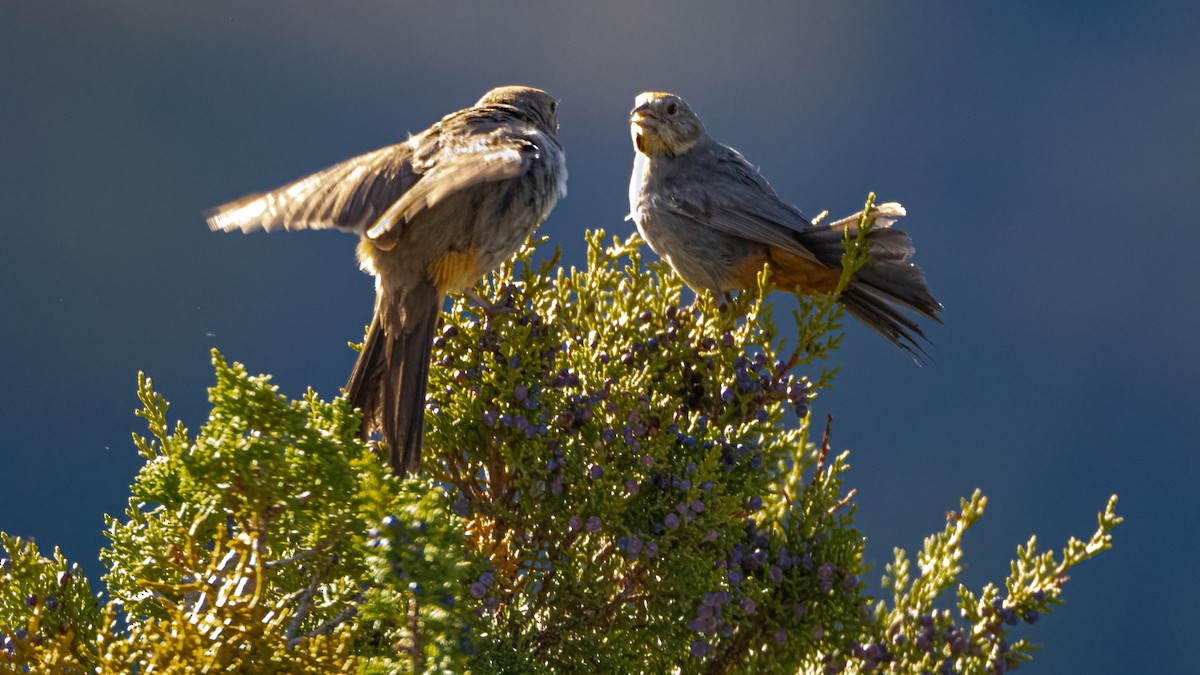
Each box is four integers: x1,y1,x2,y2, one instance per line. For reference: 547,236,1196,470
3,2,1198,672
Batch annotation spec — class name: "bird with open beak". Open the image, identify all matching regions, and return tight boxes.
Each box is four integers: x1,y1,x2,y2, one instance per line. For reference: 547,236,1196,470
628,91,941,359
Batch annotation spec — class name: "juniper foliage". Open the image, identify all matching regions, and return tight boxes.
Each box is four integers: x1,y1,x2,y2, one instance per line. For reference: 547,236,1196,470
0,198,1120,673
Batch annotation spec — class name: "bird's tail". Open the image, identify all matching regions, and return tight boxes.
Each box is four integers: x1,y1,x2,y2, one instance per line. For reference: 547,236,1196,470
795,215,942,361
347,285,441,474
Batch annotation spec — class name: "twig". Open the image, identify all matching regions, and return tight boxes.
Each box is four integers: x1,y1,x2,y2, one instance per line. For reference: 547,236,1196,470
813,414,833,481
705,624,761,675
532,564,648,657
287,592,364,648
265,533,339,570
828,488,857,516
284,567,324,643
407,595,425,670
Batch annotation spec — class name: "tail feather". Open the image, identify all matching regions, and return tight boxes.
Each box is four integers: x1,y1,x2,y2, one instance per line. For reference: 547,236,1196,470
840,285,932,362
851,231,942,320
795,222,942,359
794,225,918,264
347,287,440,474
346,314,386,440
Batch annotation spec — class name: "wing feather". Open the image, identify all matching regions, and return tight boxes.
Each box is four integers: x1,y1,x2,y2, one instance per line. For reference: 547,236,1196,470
367,137,534,239
205,144,419,234
653,142,822,262
208,120,553,243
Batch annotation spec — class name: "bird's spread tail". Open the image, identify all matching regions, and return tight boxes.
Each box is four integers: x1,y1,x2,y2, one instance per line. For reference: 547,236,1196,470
795,222,942,361
347,286,441,474
840,285,934,361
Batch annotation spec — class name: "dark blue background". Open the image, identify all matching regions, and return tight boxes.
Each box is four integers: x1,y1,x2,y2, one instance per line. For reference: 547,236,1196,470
3,3,1196,672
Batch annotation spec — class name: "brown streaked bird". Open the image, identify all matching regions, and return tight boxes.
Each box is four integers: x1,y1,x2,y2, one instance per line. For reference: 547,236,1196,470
207,86,567,473
627,91,941,359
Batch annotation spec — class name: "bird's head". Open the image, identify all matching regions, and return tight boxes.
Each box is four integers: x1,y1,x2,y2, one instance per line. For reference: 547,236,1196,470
630,92,706,157
477,85,560,135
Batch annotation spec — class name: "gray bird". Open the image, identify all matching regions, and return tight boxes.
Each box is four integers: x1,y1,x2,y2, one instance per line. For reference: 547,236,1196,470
627,91,940,358
207,86,567,473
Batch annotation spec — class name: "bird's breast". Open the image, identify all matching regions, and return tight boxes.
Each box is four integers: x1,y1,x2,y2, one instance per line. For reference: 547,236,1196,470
429,249,482,294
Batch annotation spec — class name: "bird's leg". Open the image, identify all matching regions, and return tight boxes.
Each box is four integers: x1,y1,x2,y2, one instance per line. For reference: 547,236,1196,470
466,288,517,316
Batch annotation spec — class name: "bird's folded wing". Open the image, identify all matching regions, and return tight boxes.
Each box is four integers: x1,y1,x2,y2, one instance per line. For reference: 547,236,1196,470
205,144,420,235
641,142,826,262
648,163,823,263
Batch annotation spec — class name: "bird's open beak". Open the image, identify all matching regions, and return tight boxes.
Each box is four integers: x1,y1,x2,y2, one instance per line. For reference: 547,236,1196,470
630,103,657,127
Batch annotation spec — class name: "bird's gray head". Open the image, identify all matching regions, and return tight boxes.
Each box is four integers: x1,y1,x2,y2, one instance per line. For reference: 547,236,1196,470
476,85,560,135
629,91,706,157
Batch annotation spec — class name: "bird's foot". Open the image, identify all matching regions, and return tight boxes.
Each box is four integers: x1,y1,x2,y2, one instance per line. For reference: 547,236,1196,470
467,288,518,316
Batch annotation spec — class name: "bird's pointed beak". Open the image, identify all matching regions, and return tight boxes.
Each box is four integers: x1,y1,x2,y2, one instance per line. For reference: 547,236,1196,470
630,102,657,126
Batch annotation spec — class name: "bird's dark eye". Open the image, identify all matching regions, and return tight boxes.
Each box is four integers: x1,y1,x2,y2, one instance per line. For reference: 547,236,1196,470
549,100,558,115
666,102,678,116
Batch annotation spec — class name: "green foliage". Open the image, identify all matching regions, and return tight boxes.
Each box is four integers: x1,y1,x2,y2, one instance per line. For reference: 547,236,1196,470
0,197,1120,673
420,225,865,673
0,535,99,671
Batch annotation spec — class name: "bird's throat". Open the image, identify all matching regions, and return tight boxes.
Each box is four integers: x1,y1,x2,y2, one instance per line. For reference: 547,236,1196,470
633,129,676,158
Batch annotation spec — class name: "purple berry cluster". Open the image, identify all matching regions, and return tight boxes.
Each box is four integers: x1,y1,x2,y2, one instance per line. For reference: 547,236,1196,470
879,593,1047,675
987,594,1040,628
687,524,847,660
555,388,597,431
701,344,810,424
787,380,809,419
663,415,769,479
638,461,711,535
433,300,576,431
686,590,735,658
897,610,976,662
489,404,550,440
615,534,659,559
567,514,604,534
0,564,76,661
968,594,1045,672
546,444,567,495
845,640,893,671
713,521,823,593
469,569,500,614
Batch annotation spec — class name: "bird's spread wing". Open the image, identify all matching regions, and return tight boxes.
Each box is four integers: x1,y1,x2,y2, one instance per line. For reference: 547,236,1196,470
205,144,420,235
652,144,822,262
366,129,545,240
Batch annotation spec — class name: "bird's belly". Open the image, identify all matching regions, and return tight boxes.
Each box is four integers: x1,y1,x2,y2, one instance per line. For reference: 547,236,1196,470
636,209,764,293
361,178,555,295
